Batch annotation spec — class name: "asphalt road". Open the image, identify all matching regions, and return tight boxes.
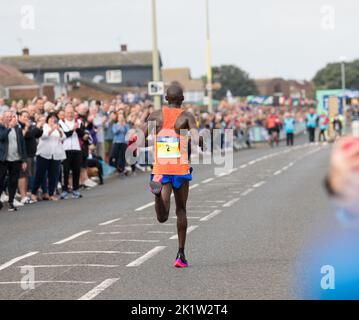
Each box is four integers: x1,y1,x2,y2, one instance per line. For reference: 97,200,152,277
0,136,335,300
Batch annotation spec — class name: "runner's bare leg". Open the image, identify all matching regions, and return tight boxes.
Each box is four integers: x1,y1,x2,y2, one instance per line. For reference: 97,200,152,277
173,181,189,250
155,183,172,223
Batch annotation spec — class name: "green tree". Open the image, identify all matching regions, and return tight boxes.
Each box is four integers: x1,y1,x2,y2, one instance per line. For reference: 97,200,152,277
313,60,359,90
203,64,258,99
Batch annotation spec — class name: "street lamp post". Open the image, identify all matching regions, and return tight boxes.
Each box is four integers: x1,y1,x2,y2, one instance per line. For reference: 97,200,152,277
206,0,213,113
339,56,347,130
151,0,161,110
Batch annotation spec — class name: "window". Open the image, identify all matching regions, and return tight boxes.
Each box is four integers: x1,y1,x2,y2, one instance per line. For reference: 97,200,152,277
64,71,80,83
106,70,122,84
24,73,34,80
44,72,60,84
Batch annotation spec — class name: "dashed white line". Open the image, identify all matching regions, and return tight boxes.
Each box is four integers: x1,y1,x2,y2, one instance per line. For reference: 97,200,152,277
77,239,161,243
241,188,254,196
0,281,96,285
126,246,167,267
53,230,91,245
99,218,122,226
170,226,198,240
96,232,137,235
189,184,199,190
248,160,257,165
200,210,223,222
202,178,214,184
274,170,282,176
41,251,139,255
0,252,39,271
253,181,266,188
112,223,175,227
147,231,174,234
20,264,121,269
135,202,155,212
78,278,120,300
240,164,248,169
222,198,240,208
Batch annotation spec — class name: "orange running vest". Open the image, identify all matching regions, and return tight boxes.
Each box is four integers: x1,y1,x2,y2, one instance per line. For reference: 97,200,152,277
152,107,190,175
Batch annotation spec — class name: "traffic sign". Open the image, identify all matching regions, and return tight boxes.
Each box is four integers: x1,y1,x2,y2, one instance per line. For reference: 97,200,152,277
148,81,164,96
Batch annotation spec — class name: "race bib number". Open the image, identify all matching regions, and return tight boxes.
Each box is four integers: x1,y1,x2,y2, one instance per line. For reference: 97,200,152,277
157,136,181,159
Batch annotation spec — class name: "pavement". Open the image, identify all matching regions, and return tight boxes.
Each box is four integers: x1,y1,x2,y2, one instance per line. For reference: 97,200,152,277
0,135,335,300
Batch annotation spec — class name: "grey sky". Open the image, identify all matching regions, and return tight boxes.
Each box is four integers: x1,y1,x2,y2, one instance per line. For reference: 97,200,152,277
0,0,357,80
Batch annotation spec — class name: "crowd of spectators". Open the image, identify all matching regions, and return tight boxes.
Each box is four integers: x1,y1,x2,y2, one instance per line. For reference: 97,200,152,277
0,94,311,212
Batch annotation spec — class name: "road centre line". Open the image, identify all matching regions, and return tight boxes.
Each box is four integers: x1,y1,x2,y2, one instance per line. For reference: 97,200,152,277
20,264,121,268
253,181,266,188
200,210,223,222
0,281,96,285
41,251,139,255
170,226,198,240
0,252,39,272
222,198,240,208
79,278,120,300
99,218,122,226
201,178,214,184
135,202,155,212
241,188,254,196
126,246,167,267
53,230,92,245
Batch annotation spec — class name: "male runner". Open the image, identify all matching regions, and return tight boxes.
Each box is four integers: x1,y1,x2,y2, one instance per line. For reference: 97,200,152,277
142,84,199,268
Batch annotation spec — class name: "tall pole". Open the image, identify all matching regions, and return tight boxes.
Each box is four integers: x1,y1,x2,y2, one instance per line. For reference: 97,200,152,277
341,60,346,113
206,0,213,113
151,0,161,110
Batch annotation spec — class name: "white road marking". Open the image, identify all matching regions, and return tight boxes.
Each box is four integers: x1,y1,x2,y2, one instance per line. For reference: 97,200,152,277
0,281,96,285
135,202,155,212
239,164,248,169
112,223,175,227
253,181,266,188
79,278,120,300
20,264,121,268
216,172,227,177
274,170,282,176
41,251,139,255
201,178,214,184
170,226,198,240
190,200,225,203
53,230,91,245
96,232,138,235
248,160,257,165
148,231,174,234
76,239,161,243
189,184,199,190
0,252,39,271
170,216,200,220
241,188,254,196
282,166,289,171
200,210,223,222
230,168,239,173
187,205,218,208
222,198,240,208
127,246,167,267
99,218,122,226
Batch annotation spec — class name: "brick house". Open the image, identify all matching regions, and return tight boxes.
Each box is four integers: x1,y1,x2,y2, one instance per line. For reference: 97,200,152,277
162,68,205,103
0,64,54,101
255,78,314,99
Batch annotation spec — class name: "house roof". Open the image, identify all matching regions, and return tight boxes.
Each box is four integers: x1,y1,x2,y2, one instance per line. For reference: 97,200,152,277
162,68,192,83
0,64,36,87
162,68,204,92
0,51,155,72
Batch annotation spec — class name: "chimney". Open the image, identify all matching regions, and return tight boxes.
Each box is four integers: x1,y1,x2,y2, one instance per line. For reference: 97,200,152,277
22,47,30,56
120,44,128,52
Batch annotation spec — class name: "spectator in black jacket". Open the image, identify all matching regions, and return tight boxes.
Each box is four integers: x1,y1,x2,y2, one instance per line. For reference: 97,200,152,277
18,110,44,204
0,111,27,211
